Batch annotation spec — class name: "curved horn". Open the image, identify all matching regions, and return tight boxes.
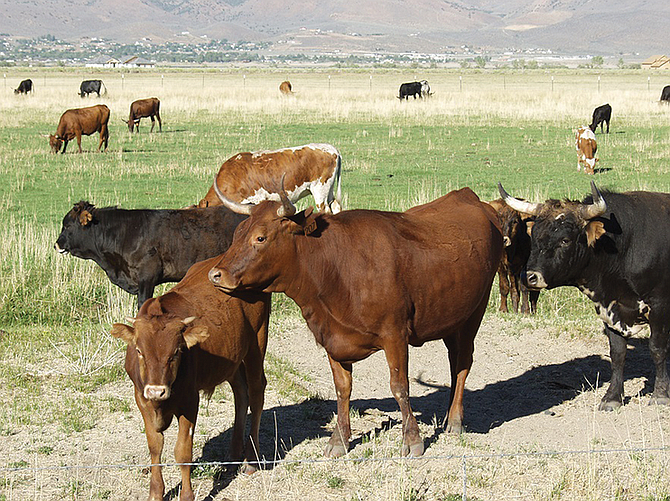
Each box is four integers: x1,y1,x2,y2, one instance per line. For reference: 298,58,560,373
212,178,253,215
277,173,296,217
580,181,607,219
498,182,542,216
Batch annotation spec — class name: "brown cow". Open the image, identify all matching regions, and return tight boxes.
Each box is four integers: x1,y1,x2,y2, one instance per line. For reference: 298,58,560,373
488,199,539,314
124,97,162,133
208,183,502,458
279,81,292,95
111,256,270,501
49,104,110,154
198,143,342,213
576,126,598,174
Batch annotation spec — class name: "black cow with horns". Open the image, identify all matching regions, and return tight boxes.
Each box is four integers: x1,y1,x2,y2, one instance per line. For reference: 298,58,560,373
499,181,670,411
54,202,247,307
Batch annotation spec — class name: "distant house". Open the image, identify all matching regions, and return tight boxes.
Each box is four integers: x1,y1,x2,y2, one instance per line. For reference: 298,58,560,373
642,55,670,70
86,55,155,68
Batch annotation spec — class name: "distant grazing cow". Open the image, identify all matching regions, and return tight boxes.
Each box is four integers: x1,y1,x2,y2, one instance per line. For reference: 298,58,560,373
14,79,33,94
49,104,110,154
589,103,612,133
208,184,502,457
79,79,106,97
112,256,270,501
500,181,670,411
54,202,247,306
198,143,342,214
488,199,539,314
279,81,292,95
576,126,598,174
420,79,431,97
661,85,670,102
124,97,161,133
398,81,423,100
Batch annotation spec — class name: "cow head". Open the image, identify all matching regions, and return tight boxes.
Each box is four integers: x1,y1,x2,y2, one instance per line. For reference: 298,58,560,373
49,134,63,154
499,181,607,290
111,298,209,401
208,176,317,294
54,201,97,255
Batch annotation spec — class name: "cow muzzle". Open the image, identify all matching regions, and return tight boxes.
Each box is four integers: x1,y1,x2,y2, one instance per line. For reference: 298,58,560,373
54,242,68,255
523,270,548,290
208,267,237,292
144,385,170,401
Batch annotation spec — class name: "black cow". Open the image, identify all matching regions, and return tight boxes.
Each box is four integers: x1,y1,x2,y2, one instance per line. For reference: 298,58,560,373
79,79,107,98
660,85,670,102
398,81,423,100
54,202,247,307
589,103,612,133
14,79,33,94
500,181,670,412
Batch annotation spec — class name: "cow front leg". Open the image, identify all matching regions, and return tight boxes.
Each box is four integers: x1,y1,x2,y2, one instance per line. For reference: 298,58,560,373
498,269,510,313
648,319,670,405
242,324,268,472
324,356,352,458
443,333,473,434
61,140,69,154
136,393,167,501
384,344,423,457
599,325,627,411
174,414,196,501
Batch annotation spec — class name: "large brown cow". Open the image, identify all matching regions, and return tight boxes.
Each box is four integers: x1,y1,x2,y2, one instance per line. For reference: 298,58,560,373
111,256,270,501
198,143,342,213
49,104,110,154
208,183,502,457
124,97,162,133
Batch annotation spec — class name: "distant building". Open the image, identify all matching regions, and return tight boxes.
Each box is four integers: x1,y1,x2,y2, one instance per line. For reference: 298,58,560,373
86,55,155,68
641,55,670,70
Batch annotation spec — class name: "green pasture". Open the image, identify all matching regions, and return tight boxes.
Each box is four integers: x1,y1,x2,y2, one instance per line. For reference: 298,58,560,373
1,68,670,498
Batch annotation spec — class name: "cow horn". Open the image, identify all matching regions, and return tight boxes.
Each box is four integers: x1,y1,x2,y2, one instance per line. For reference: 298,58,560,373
580,181,607,219
498,182,542,216
277,173,296,217
212,178,253,215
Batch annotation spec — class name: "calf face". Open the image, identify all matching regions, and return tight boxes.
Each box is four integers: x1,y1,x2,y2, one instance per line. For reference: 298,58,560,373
49,135,63,154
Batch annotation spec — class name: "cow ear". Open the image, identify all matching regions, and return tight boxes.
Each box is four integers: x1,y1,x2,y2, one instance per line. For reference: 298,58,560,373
111,323,136,345
183,325,209,349
586,220,606,247
525,221,534,237
79,210,93,226
287,206,318,235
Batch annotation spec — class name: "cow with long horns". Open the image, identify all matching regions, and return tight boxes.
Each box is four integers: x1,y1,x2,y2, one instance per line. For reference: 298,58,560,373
208,177,502,457
499,181,670,411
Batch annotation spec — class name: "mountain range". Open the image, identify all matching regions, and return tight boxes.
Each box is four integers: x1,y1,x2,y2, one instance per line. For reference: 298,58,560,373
2,0,669,56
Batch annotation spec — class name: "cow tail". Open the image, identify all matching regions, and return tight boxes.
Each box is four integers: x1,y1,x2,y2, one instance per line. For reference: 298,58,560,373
102,81,108,96
334,152,343,210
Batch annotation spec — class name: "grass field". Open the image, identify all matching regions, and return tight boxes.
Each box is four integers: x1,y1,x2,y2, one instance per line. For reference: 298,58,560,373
1,67,670,500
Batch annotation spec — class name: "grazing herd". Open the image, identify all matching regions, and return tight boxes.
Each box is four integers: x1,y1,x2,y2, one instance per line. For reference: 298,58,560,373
9,74,668,499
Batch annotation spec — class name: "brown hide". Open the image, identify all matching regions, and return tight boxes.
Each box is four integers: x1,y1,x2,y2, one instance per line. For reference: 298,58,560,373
279,81,292,94
49,104,110,154
127,97,161,133
198,144,341,213
111,256,270,501
576,126,598,174
210,188,502,457
488,199,539,314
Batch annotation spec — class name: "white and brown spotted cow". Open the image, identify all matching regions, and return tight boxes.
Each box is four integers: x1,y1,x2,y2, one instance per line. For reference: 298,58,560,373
198,143,342,213
576,126,598,174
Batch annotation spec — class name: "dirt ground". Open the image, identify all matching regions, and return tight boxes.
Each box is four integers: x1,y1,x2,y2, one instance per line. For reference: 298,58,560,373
2,315,670,500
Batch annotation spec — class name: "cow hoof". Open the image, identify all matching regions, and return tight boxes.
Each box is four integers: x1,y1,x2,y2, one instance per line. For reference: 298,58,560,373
401,441,425,457
598,400,622,412
324,443,347,458
446,421,463,435
649,395,670,406
240,462,259,475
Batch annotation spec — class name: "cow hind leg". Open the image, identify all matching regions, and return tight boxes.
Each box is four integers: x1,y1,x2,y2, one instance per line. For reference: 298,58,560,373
648,316,670,405
324,356,352,458
498,269,510,313
599,325,627,411
242,323,268,472
229,368,249,462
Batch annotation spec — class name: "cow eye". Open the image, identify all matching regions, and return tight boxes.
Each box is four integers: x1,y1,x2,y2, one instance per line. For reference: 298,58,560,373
136,347,143,358
560,238,571,246
255,236,266,243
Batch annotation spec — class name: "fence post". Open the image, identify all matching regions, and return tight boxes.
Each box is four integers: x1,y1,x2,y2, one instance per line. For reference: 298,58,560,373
161,74,164,87
121,73,124,90
3,73,5,88
328,74,331,92
243,74,246,88
551,75,554,92
459,75,462,92
648,76,651,92
369,74,372,91
598,75,601,93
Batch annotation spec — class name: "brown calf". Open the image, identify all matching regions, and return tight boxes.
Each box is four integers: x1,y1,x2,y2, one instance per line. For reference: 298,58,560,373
49,104,110,154
125,97,162,133
111,256,270,501
209,184,502,458
576,126,598,174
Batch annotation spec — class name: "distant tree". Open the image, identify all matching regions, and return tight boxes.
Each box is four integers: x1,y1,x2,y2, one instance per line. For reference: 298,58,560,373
474,56,487,68
592,56,604,67
617,57,625,69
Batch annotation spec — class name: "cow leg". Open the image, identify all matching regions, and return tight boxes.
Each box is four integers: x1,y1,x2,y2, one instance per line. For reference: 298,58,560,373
528,289,540,315
75,133,83,154
510,273,521,313
384,344,423,457
61,140,69,154
156,113,162,132
228,368,249,462
606,120,610,134
324,356,352,458
599,325,627,411
150,117,156,133
498,269,510,313
174,412,197,501
135,392,167,501
242,319,268,472
648,316,670,405
99,125,109,152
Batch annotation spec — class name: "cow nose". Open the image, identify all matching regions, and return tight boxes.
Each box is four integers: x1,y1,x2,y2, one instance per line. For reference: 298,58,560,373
208,267,222,285
526,271,538,286
144,385,170,401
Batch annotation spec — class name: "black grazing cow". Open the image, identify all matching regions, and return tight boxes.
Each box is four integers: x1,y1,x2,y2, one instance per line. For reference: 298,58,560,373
54,202,247,307
499,181,670,411
79,79,107,97
14,79,33,94
589,103,612,134
660,85,670,102
398,81,423,100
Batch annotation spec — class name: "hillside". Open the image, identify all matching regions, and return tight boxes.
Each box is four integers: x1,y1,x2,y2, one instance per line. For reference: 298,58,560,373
2,0,669,56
